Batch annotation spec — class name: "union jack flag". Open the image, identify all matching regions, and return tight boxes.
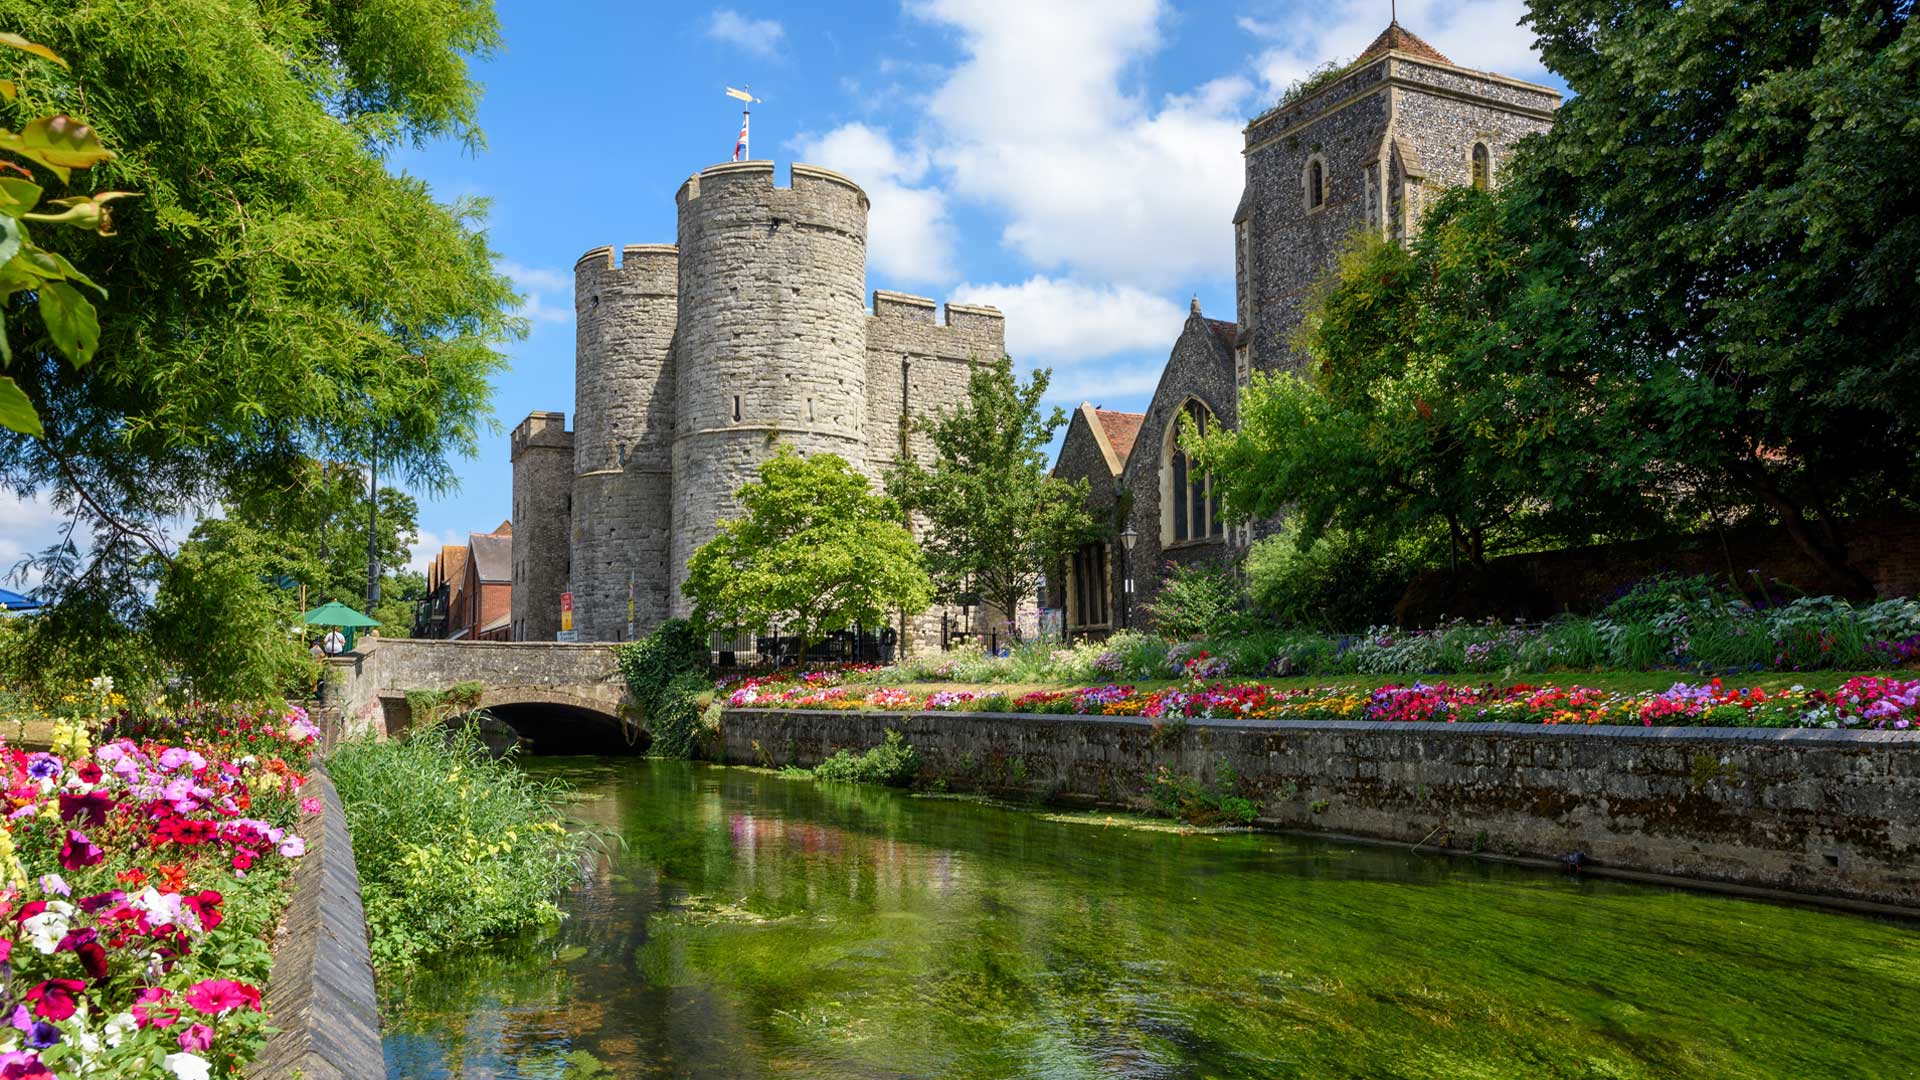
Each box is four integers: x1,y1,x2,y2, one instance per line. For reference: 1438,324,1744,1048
733,115,749,162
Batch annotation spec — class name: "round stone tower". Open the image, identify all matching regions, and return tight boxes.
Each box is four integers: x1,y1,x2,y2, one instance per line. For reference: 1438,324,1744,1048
569,244,678,641
668,161,872,616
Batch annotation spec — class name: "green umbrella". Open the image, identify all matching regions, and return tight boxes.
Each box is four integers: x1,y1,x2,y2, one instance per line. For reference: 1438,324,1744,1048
302,601,382,628
303,600,382,652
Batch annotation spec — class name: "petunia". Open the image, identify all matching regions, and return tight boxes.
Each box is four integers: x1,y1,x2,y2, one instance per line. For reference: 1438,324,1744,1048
0,1051,53,1080
162,1052,211,1080
182,890,223,933
57,792,115,828
23,980,84,1022
133,987,180,1029
278,836,306,858
176,1023,213,1053
35,876,67,899
182,979,261,1016
23,1023,56,1051
57,830,103,871
300,797,322,815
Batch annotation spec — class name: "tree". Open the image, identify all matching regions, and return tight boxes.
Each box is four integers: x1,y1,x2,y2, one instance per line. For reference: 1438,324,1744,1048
684,447,933,657
226,458,421,607
888,359,1096,639
151,519,320,702
0,0,520,644
1514,0,1920,591
1188,188,1640,576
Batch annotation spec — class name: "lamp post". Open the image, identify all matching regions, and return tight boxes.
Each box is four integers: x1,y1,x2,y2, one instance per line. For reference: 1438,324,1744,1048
1119,522,1138,630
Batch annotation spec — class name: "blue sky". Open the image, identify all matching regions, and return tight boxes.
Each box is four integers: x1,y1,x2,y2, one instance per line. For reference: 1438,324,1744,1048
2,0,1566,585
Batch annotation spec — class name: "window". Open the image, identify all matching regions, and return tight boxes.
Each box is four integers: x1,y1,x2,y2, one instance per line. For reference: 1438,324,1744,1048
1070,541,1109,628
1168,400,1222,543
1307,158,1325,210
732,395,742,422
1471,142,1491,190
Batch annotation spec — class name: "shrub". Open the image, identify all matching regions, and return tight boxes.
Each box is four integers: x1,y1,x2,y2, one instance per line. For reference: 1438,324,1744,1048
1141,560,1253,640
813,729,921,787
646,672,714,759
1602,573,1741,623
329,725,591,969
1246,522,1414,631
1147,763,1258,826
615,619,710,758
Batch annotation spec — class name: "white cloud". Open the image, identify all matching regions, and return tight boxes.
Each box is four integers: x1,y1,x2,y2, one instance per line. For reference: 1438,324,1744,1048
908,0,1250,289
498,259,571,325
406,528,470,576
0,490,69,591
1242,0,1548,97
794,123,957,286
949,276,1186,364
707,10,786,58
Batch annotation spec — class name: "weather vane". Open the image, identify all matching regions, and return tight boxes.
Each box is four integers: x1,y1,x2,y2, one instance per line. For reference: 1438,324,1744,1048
726,86,760,162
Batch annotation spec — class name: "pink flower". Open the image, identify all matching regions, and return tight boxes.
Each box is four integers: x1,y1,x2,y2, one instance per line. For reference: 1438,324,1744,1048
133,987,180,1029
24,979,84,1022
182,979,261,1016
177,1023,214,1052
278,836,306,858
300,797,322,815
182,890,224,932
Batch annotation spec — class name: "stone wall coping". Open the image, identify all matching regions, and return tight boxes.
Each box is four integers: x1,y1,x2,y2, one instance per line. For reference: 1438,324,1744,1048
249,765,383,1080
736,707,1920,745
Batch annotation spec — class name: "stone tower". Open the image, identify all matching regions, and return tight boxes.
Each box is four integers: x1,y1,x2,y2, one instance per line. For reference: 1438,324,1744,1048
668,161,873,616
509,411,573,641
512,160,1006,648
1234,22,1559,372
568,244,678,641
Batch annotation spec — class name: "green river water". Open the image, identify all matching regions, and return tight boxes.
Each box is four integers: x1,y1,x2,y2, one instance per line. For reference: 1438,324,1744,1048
380,758,1919,1079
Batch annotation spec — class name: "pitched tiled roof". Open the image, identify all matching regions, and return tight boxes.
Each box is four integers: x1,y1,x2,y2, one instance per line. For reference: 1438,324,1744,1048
1355,21,1451,66
469,531,513,584
1205,319,1240,350
1094,409,1145,468
433,545,469,591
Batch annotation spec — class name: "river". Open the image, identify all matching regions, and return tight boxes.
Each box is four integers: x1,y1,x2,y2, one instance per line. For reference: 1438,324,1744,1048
379,757,1918,1079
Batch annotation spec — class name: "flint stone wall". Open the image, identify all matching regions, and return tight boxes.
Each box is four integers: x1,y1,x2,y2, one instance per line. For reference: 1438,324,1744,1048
721,708,1920,910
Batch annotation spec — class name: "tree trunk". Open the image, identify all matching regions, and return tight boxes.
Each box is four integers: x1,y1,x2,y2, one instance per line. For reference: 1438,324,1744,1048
1733,461,1874,598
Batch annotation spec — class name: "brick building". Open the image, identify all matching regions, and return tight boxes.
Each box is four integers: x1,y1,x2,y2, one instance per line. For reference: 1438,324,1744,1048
416,521,514,642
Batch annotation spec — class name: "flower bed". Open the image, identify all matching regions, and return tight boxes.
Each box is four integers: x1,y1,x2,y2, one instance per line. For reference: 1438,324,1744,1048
727,674,1920,730
0,704,318,1078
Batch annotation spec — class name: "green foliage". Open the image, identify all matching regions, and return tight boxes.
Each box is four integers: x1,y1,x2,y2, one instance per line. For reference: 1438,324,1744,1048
1276,59,1351,108
614,619,710,758
329,725,590,970
888,359,1098,636
1603,574,1743,625
0,34,128,439
645,672,713,760
1512,0,1920,591
148,518,319,702
1148,763,1258,826
0,0,520,647
1188,188,1636,574
684,447,933,653
812,730,921,788
404,680,485,727
226,457,425,609
1142,560,1253,641
1246,520,1421,631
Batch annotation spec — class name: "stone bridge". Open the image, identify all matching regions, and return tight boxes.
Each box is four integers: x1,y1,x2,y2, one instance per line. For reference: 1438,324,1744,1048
318,639,639,751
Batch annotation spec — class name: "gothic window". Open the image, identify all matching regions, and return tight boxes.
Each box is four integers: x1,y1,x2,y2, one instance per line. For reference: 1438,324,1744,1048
1070,541,1110,628
1471,142,1491,190
1305,157,1326,211
1168,400,1222,543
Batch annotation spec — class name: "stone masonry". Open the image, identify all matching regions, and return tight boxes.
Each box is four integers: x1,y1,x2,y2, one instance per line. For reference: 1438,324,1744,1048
514,161,1006,648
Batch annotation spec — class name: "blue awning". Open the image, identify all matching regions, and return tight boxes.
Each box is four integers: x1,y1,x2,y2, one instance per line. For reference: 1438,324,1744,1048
0,588,41,612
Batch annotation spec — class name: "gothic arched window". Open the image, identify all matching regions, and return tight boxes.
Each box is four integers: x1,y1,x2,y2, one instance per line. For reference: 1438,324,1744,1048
1168,400,1222,543
1471,142,1491,190
1306,158,1326,210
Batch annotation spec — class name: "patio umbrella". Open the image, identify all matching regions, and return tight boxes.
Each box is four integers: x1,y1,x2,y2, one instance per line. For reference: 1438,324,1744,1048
302,600,382,650
0,588,40,613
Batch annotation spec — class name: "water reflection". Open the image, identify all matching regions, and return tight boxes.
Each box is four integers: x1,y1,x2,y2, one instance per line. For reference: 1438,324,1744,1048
382,759,1920,1080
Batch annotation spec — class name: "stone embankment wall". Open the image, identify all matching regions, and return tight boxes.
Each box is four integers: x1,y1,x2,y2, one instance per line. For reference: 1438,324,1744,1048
721,709,1920,910
250,766,384,1079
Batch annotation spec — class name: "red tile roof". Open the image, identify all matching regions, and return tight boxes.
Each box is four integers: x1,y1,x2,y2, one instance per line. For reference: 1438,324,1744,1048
1356,21,1452,66
1094,409,1145,467
1205,319,1239,350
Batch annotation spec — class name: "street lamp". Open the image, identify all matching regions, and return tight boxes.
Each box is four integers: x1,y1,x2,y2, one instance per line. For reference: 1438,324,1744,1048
1118,522,1138,630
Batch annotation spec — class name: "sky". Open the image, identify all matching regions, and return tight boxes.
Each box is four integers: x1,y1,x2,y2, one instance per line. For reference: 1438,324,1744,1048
2,0,1566,591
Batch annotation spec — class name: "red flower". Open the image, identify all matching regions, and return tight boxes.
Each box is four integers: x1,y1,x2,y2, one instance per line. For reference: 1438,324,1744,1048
59,830,104,870
183,978,261,1015
58,791,115,827
25,979,85,1021
183,890,223,932
75,762,102,785
132,987,180,1029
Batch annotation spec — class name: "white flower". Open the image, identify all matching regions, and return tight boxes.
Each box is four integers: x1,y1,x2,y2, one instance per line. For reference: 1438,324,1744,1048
23,900,74,954
104,1011,137,1048
90,674,114,694
164,1052,212,1080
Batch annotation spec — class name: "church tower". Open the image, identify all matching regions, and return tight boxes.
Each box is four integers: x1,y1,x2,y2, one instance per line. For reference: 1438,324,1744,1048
1234,22,1560,372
